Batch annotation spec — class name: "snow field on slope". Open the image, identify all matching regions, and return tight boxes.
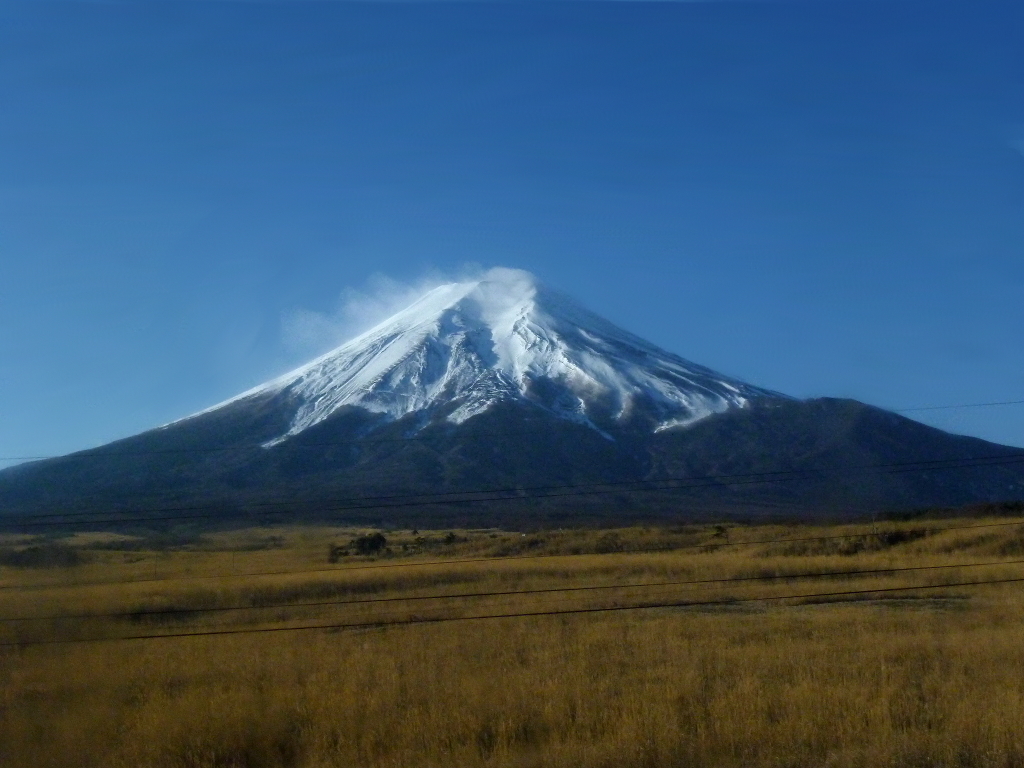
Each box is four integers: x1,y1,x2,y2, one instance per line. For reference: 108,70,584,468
180,268,779,444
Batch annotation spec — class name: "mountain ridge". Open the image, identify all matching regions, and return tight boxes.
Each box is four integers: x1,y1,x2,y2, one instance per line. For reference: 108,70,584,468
2,268,1023,527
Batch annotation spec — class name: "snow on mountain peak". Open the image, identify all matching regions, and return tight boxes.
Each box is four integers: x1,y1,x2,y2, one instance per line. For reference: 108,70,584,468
193,268,781,444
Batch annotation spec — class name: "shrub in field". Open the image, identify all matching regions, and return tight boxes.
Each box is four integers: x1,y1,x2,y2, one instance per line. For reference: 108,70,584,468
328,532,389,561
0,543,86,568
351,532,388,555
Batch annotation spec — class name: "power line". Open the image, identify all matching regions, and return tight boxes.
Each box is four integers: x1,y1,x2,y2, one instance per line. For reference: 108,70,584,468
0,467,843,522
6,557,1022,624
6,449,886,521
0,422,710,463
2,397,1021,463
4,518,1023,593
6,574,1022,647
896,399,1024,413
5,451,1024,529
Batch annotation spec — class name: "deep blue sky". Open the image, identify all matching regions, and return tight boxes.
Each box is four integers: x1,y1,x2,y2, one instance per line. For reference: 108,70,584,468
2,0,1023,466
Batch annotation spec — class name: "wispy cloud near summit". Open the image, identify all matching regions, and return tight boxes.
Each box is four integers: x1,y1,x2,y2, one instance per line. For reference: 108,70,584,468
280,265,485,356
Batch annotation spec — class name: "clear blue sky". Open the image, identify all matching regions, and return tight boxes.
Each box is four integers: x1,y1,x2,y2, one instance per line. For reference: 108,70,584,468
2,0,1023,467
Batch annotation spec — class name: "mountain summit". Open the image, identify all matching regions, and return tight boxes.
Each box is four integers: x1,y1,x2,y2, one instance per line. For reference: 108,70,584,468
3,268,1023,526
198,268,780,446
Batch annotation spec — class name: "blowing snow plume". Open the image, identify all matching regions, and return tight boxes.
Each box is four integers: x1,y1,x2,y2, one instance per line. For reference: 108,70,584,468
202,267,782,446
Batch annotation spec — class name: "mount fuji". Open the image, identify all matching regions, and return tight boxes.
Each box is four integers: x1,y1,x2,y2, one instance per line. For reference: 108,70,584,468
2,268,1023,528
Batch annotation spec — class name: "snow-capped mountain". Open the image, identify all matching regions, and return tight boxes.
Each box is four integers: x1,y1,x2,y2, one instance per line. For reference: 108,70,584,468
192,268,781,445
3,267,1024,526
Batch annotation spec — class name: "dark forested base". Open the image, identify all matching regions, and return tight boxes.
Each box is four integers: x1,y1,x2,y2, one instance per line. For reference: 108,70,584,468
2,397,1023,532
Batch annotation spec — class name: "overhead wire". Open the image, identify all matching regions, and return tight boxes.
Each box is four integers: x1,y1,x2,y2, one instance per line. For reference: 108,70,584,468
6,574,1023,647
4,451,1024,529
3,397,1021,647
5,557,1023,624
895,399,1024,412
0,425,637,462
2,394,1021,527
2,396,1022,464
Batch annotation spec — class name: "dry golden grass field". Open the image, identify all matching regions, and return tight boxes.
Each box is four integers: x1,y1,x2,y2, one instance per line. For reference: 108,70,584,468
3,516,1024,767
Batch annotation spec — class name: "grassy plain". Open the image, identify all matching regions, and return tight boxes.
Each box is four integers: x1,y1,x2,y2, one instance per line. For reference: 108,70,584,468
3,516,1024,767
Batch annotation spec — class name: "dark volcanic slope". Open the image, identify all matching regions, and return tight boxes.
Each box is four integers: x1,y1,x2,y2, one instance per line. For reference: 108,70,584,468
646,398,1024,512
1,397,1022,527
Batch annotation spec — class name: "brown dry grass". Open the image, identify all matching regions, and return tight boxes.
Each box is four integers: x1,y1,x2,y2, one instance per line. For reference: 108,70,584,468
3,518,1024,767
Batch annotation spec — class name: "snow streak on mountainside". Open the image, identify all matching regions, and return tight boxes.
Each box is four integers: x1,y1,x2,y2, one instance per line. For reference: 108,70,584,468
188,268,783,445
